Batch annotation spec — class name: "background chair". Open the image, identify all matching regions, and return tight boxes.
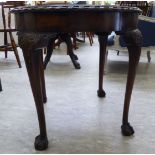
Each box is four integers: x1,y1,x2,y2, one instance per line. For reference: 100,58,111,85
109,1,155,62
118,1,151,16
118,4,155,62
0,2,22,68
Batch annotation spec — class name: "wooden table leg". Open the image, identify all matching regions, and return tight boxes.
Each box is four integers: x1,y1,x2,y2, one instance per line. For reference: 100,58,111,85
17,32,57,150
121,29,142,136
22,49,48,150
97,34,108,97
39,49,47,103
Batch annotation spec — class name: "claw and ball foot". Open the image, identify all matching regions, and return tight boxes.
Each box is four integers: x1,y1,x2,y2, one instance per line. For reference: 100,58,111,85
121,122,134,136
43,97,47,103
97,90,106,97
74,62,81,69
34,135,48,151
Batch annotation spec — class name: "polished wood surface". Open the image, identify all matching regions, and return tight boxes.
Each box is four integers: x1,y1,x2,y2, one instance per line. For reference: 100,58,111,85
11,5,142,150
12,5,141,32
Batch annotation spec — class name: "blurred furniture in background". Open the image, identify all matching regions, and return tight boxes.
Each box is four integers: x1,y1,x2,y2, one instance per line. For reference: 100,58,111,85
40,1,67,5
119,1,150,16
80,32,94,46
107,32,116,46
0,2,24,68
149,2,155,17
54,32,83,50
119,15,155,62
118,3,155,62
44,33,81,69
111,1,155,62
4,1,25,7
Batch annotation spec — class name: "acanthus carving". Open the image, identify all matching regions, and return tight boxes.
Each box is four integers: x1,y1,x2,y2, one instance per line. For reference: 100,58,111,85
123,29,143,47
18,32,58,50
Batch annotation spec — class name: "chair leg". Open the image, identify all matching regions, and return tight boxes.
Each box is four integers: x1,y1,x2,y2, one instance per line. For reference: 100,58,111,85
91,33,94,44
54,37,62,48
4,31,8,58
0,78,2,92
86,32,93,46
9,31,22,68
117,50,120,55
147,51,151,63
43,38,55,69
72,33,78,50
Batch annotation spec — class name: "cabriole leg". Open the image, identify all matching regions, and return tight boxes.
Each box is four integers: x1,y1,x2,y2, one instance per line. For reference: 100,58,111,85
39,49,47,103
97,34,108,97
17,32,56,150
22,48,48,150
121,29,142,136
